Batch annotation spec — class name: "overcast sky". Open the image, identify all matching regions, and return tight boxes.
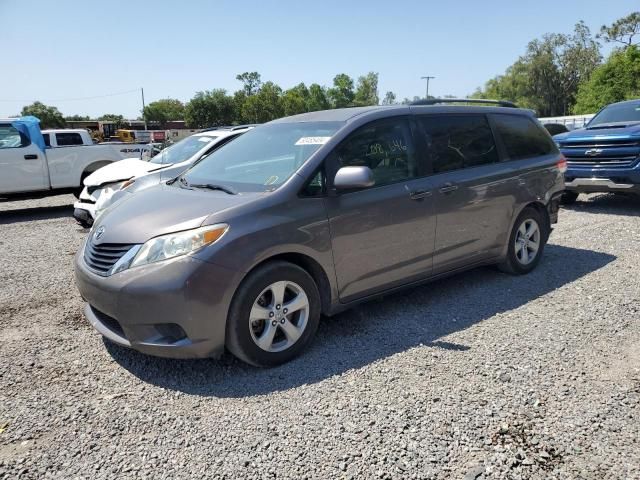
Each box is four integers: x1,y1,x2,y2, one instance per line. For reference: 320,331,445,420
0,0,637,118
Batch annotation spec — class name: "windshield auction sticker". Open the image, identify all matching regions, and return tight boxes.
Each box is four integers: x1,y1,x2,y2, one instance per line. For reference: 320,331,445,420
295,136,331,146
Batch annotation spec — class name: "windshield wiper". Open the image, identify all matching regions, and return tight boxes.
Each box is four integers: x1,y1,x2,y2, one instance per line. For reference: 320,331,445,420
188,183,237,195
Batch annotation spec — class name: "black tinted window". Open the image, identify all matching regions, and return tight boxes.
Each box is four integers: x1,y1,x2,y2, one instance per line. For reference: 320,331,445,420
335,118,418,187
418,115,498,173
493,114,554,160
56,132,84,146
42,133,51,147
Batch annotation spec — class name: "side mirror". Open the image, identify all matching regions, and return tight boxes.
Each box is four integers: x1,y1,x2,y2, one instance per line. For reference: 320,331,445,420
333,166,375,190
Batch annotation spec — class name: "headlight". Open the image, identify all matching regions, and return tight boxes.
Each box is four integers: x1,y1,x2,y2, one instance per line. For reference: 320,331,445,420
129,224,228,269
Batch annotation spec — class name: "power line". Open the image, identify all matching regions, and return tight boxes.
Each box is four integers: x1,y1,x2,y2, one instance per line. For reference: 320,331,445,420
0,89,140,103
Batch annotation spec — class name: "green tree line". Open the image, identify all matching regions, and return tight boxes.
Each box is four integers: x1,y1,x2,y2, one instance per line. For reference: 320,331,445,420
472,12,640,116
19,71,392,129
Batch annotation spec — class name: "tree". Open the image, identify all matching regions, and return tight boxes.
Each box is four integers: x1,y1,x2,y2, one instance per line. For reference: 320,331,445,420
306,83,330,111
354,72,379,106
472,22,601,116
598,12,640,47
573,45,640,113
382,91,397,105
236,72,262,96
142,98,185,127
98,114,125,128
184,89,235,128
65,114,91,121
282,83,310,116
241,81,284,123
20,101,65,128
328,73,355,108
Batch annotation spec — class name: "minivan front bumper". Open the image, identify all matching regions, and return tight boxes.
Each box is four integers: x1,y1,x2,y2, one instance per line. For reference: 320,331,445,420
74,248,239,359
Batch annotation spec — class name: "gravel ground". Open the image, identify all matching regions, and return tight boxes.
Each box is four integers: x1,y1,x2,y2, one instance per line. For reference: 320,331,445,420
0,193,638,480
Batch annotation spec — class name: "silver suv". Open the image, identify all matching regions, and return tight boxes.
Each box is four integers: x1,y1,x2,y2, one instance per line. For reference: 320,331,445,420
75,101,565,367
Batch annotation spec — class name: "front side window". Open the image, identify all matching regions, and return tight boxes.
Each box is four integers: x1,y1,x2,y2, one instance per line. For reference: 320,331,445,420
418,115,499,173
492,114,555,160
183,122,343,192
334,118,418,187
150,134,218,165
0,124,29,149
55,132,84,146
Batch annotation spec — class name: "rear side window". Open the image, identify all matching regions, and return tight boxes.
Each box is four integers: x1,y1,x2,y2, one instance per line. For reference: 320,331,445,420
418,115,499,173
42,133,51,147
492,114,555,160
55,132,84,146
334,118,419,187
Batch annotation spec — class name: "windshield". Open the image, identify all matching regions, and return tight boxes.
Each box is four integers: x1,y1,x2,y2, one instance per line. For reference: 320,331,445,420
150,135,218,164
182,121,343,192
588,102,640,127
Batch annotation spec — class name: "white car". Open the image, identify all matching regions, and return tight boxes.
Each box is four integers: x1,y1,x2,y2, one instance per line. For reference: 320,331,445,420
0,120,151,200
73,126,253,226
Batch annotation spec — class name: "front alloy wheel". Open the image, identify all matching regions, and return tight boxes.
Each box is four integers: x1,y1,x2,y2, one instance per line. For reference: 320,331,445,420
226,261,321,367
249,281,309,352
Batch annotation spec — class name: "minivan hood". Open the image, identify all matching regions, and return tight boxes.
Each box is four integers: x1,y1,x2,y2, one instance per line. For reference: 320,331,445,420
84,158,167,186
554,123,640,142
92,184,263,244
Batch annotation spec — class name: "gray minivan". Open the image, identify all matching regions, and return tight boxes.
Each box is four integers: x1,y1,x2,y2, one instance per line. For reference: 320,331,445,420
75,101,565,366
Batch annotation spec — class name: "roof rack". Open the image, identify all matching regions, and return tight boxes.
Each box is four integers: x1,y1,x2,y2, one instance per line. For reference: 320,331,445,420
410,98,518,108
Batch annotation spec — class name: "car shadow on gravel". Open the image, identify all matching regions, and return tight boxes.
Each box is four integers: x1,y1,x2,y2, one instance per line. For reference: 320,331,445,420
106,244,616,398
0,204,73,224
562,193,640,217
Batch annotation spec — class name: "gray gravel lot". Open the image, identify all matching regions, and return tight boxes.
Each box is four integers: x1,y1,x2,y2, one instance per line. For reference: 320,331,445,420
0,193,638,479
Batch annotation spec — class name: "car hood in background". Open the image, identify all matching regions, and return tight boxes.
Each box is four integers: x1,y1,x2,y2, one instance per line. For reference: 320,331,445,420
554,123,640,142
84,157,167,187
92,184,263,244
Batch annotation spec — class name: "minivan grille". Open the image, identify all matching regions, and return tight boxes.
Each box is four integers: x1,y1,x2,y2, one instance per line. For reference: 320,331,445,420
559,139,640,167
84,242,135,276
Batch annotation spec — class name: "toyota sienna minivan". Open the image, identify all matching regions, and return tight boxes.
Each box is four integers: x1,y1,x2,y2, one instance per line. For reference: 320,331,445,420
75,100,565,367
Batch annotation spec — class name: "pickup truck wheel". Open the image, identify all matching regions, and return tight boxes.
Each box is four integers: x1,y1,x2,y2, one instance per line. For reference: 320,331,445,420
226,261,321,367
73,173,90,198
561,191,579,205
498,207,548,275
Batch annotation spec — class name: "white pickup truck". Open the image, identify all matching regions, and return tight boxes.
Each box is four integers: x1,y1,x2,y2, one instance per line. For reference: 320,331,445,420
0,117,151,200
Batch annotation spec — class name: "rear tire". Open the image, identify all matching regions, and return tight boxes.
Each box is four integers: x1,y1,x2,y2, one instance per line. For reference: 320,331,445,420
561,191,579,205
73,173,89,199
226,261,321,367
498,207,548,275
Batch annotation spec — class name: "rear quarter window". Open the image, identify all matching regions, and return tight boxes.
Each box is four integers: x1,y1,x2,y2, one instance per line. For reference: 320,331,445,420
492,114,556,160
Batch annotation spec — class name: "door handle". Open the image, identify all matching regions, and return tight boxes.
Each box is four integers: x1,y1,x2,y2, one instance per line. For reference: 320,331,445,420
24,154,38,160
518,178,527,186
409,189,432,200
439,183,458,194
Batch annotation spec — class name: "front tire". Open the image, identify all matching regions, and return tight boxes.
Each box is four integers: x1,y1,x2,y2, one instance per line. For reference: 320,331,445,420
498,207,548,275
226,261,321,367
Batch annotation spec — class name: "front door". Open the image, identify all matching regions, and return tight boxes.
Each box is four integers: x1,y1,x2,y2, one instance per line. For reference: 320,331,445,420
415,114,517,274
324,117,437,302
0,123,48,193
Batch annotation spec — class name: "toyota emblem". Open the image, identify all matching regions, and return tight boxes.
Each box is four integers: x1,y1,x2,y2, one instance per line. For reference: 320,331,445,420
94,225,106,241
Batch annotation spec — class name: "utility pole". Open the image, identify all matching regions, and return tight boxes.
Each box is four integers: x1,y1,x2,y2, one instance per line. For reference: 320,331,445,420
141,87,147,130
420,76,435,100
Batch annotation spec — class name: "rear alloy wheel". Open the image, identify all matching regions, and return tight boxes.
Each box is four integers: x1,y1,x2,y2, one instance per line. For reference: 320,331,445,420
226,261,320,367
498,207,547,275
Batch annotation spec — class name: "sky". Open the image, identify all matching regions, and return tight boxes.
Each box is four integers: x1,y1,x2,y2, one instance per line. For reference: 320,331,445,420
0,0,637,118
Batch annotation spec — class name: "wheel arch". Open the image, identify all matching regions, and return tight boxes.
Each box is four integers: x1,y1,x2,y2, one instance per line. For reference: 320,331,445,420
240,252,334,316
80,160,113,183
